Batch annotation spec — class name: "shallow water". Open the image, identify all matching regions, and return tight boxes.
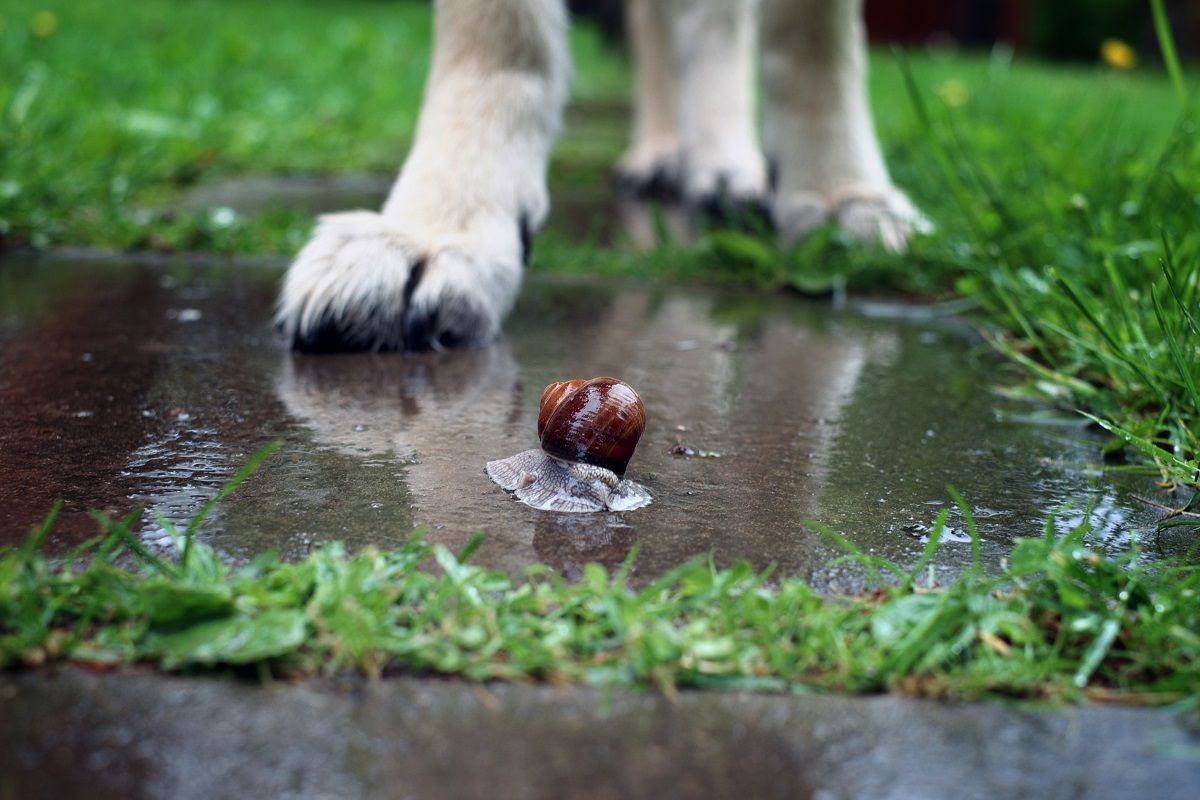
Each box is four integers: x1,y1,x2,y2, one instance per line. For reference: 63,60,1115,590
0,258,1175,586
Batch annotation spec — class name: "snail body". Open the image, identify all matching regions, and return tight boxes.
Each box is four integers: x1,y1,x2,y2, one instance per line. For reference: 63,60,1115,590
486,377,652,513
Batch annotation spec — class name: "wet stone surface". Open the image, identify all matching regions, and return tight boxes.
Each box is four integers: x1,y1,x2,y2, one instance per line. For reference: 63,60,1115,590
1,669,1197,800
0,257,1176,585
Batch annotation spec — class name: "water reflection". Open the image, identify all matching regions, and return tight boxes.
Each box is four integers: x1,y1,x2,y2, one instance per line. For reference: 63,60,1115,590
532,514,639,581
0,260,1170,584
272,280,900,580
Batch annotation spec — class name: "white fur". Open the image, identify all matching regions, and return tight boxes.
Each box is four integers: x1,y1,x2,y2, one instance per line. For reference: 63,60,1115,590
614,0,682,193
277,0,568,351
668,0,766,204
761,0,925,249
618,0,766,205
278,0,925,351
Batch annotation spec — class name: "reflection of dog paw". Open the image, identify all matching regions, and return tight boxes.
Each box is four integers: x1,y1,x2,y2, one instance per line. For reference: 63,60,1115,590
614,138,683,199
275,211,523,352
775,183,930,252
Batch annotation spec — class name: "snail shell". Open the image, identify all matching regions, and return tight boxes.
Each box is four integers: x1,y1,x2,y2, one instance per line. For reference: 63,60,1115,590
538,377,645,476
485,377,651,513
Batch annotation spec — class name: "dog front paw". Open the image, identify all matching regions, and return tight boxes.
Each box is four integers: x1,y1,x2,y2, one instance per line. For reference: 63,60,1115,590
276,211,522,352
681,144,769,222
775,183,930,253
614,138,683,199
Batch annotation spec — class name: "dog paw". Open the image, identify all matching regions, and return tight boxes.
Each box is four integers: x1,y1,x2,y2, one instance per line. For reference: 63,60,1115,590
614,138,683,199
775,183,930,252
682,144,769,213
275,211,522,352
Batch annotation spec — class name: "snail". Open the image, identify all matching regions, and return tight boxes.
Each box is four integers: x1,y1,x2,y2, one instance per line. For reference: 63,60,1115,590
486,377,652,513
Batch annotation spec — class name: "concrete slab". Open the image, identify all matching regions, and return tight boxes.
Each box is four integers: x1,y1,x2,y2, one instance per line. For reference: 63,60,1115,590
1,669,1196,800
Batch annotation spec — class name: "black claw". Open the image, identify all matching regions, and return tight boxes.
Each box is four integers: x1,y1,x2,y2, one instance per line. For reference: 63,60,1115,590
767,158,780,193
436,328,466,349
613,167,681,201
401,304,439,352
293,314,357,354
403,297,489,353
290,297,485,355
519,214,532,267
696,192,774,234
285,250,496,354
291,258,432,354
292,309,408,354
402,259,427,307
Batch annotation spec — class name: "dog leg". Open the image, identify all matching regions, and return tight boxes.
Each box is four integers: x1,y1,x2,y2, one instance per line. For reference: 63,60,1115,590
762,0,925,251
663,0,767,214
277,0,568,351
614,0,683,198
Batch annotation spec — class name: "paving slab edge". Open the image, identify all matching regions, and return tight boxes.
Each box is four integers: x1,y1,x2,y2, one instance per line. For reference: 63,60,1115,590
1,668,1197,800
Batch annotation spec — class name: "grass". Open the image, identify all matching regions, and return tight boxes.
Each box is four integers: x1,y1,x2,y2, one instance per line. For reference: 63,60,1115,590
2,447,1198,704
0,0,624,253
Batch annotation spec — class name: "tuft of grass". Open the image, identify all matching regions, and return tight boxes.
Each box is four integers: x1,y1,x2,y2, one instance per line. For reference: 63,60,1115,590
1,451,1197,704
0,0,624,253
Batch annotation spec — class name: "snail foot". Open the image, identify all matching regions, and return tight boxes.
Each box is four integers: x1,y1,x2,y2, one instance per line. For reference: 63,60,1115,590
486,450,651,514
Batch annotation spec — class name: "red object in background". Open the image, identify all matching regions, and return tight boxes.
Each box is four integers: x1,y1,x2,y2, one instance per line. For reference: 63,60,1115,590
865,0,1028,48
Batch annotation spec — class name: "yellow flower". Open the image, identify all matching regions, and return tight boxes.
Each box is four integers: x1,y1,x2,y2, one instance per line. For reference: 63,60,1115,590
935,79,969,108
31,10,58,38
1101,38,1136,70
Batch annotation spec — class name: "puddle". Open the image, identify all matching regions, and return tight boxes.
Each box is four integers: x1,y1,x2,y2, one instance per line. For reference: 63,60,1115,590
0,259,1179,587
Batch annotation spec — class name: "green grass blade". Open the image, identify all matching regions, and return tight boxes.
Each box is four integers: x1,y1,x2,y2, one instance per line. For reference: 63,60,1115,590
1151,285,1200,414
613,542,641,588
809,521,908,585
456,533,484,564
18,500,61,559
1150,0,1187,108
946,487,981,573
1082,412,1198,481
1159,235,1200,338
894,48,989,244
1074,616,1121,688
88,509,178,578
1051,270,1162,395
907,508,947,588
182,440,282,569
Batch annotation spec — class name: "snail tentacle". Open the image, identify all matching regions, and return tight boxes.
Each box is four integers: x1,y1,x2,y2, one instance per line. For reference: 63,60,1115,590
485,449,546,492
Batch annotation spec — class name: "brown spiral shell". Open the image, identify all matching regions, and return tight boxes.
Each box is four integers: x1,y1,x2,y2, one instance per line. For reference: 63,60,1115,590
538,379,588,438
538,377,645,476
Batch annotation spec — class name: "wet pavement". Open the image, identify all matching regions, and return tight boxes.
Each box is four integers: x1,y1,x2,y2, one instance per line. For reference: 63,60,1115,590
0,256,1176,585
2,669,1197,800
2,224,1195,800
